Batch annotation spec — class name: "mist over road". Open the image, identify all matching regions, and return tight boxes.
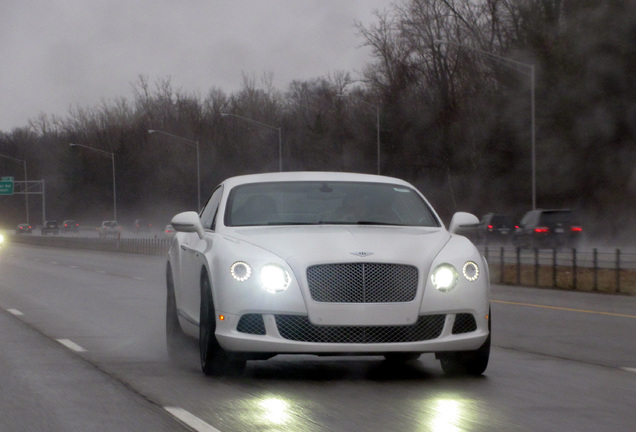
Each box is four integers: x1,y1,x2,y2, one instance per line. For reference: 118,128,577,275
1,244,635,431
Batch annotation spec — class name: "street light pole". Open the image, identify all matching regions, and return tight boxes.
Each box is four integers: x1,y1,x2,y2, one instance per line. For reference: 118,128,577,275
220,113,282,172
0,153,29,223
435,40,536,210
147,130,201,210
338,95,381,175
69,143,117,221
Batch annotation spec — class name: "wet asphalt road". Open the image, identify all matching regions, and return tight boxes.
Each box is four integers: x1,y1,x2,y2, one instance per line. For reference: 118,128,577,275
1,243,635,431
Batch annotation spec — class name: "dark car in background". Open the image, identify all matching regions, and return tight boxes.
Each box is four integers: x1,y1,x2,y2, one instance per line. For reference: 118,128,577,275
41,220,60,235
513,209,582,249
62,220,80,233
134,218,152,232
477,213,514,245
16,223,32,234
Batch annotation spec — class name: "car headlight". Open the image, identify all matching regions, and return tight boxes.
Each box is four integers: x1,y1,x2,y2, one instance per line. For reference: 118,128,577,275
230,261,252,281
431,264,458,292
0,234,4,244
259,264,291,293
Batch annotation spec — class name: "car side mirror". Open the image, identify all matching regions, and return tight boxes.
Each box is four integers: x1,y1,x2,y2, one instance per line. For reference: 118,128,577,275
448,212,480,234
171,211,205,239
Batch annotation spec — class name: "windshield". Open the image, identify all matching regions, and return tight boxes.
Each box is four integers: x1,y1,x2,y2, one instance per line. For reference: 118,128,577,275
224,181,440,227
490,215,514,227
539,210,577,225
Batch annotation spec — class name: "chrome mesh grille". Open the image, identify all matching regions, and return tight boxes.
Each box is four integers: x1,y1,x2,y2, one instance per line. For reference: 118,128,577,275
306,263,418,303
275,314,445,343
452,313,477,334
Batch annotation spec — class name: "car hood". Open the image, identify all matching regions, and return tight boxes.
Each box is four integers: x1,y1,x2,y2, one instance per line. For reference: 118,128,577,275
224,225,450,268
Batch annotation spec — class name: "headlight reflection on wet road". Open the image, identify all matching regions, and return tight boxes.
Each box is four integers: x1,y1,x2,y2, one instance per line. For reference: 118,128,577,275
430,399,463,432
419,396,492,432
257,397,291,425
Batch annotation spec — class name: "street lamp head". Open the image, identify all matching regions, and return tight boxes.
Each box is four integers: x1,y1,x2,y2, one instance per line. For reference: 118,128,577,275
148,129,157,134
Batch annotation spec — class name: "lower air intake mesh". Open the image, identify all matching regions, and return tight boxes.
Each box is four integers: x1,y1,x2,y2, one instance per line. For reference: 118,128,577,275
275,314,445,343
237,314,266,335
452,313,477,334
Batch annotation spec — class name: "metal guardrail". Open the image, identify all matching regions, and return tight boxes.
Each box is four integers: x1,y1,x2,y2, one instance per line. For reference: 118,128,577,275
9,234,172,256
479,246,636,295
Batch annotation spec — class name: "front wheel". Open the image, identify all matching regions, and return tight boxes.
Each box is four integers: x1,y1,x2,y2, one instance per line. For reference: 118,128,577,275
166,264,191,363
199,272,245,376
437,310,491,376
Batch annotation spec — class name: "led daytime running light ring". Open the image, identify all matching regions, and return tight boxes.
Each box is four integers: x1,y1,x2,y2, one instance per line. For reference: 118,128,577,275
462,261,480,282
230,261,252,282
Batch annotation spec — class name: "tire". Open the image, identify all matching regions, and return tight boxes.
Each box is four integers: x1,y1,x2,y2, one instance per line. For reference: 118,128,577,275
165,264,191,363
199,272,246,376
437,309,491,376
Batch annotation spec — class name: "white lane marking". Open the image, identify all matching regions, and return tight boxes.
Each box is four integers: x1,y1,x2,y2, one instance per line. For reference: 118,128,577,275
96,270,106,274
621,367,636,373
56,339,87,353
70,265,78,269
7,309,24,316
134,276,145,281
164,407,222,432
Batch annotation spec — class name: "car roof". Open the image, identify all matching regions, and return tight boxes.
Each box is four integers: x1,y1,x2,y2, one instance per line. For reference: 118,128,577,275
221,171,414,189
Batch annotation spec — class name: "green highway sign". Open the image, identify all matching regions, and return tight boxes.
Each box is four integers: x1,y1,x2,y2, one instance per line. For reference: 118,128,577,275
0,177,14,195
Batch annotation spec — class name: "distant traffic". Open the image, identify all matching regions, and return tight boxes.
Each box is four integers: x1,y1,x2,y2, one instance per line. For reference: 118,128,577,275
12,219,174,239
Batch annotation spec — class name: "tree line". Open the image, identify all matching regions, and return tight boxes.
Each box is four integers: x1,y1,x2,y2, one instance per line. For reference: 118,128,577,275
1,0,634,242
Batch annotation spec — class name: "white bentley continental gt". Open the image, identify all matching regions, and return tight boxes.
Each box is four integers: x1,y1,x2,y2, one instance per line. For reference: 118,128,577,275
166,172,490,376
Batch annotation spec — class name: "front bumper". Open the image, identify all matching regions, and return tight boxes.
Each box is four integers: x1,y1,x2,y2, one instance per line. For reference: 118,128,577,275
215,310,489,354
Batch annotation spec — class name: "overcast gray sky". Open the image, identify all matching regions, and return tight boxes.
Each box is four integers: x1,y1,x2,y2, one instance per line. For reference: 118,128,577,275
0,0,389,132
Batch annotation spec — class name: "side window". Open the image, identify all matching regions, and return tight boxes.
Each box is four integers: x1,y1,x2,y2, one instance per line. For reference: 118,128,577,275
531,211,541,226
200,185,224,230
520,212,532,228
